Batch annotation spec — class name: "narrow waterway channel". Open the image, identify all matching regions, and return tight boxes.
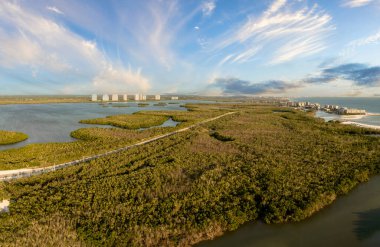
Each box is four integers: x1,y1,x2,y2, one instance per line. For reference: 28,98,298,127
198,175,380,247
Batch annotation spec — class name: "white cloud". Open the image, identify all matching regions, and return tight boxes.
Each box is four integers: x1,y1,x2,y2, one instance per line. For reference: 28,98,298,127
265,0,287,16
349,30,380,46
202,0,216,16
46,6,64,15
213,0,334,65
0,1,150,93
230,46,261,64
114,1,185,71
338,30,380,62
93,65,151,93
341,0,374,8
218,54,235,66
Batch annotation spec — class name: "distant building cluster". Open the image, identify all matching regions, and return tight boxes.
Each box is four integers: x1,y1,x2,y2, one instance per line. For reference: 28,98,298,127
287,101,320,109
338,108,366,115
90,94,176,102
287,101,366,115
134,93,146,101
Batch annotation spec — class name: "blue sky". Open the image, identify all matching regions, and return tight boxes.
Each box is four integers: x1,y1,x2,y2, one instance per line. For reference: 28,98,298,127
0,0,380,96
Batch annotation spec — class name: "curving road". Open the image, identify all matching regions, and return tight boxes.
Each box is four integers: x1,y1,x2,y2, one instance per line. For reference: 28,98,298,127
0,112,236,181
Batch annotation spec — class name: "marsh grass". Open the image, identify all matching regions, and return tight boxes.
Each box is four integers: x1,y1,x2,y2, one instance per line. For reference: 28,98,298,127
0,130,28,145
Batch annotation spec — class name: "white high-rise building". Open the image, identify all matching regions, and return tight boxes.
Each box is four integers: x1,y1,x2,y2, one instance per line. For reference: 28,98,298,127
155,95,160,100
112,94,118,101
134,94,140,101
102,94,109,101
123,94,128,101
142,95,146,101
91,94,97,101
171,96,179,100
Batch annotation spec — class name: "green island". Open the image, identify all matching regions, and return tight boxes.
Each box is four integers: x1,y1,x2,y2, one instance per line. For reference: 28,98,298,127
79,113,169,129
137,103,150,107
1,104,380,246
0,130,28,145
111,104,130,108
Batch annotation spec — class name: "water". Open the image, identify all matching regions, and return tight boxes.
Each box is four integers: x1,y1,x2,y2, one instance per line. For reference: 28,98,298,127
199,176,380,247
295,97,380,127
0,101,207,151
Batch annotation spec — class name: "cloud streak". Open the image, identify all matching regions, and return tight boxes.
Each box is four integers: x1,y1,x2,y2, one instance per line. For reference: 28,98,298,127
46,6,64,15
213,0,334,65
341,0,374,8
202,0,216,16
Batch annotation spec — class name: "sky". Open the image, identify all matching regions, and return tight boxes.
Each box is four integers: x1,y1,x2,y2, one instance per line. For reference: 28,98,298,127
0,0,380,96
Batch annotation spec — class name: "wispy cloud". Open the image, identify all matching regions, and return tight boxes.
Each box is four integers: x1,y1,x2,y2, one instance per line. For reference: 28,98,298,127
341,0,374,8
0,1,150,93
304,63,380,86
93,65,150,93
349,30,380,47
202,0,216,16
212,77,299,94
336,30,380,63
213,0,334,65
113,0,200,71
46,6,64,15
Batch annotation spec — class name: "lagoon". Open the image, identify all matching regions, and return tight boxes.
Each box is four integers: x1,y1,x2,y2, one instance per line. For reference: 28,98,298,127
0,101,196,150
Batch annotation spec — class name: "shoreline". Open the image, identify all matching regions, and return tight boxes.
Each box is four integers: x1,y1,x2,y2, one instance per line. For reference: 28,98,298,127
340,121,380,130
314,110,380,130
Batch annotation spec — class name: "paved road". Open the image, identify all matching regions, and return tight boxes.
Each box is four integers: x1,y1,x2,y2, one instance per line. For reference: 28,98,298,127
0,112,236,181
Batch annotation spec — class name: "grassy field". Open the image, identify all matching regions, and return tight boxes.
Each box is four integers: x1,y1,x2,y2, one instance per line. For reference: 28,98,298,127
0,104,379,246
0,130,28,145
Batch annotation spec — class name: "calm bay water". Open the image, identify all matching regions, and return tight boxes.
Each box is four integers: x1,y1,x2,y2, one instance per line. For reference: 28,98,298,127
0,101,199,150
199,176,380,247
295,97,380,127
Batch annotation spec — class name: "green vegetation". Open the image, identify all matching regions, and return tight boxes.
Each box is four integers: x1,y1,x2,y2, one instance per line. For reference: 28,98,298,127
154,102,167,106
138,103,149,107
0,182,9,200
79,113,168,129
0,95,90,105
0,105,227,170
111,104,130,108
0,130,28,145
1,104,380,246
209,131,235,142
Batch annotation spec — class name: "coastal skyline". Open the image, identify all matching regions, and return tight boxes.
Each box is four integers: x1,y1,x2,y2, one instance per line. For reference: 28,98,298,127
0,0,380,96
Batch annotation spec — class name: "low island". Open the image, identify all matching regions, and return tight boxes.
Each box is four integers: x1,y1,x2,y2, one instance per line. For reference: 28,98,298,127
0,130,28,145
